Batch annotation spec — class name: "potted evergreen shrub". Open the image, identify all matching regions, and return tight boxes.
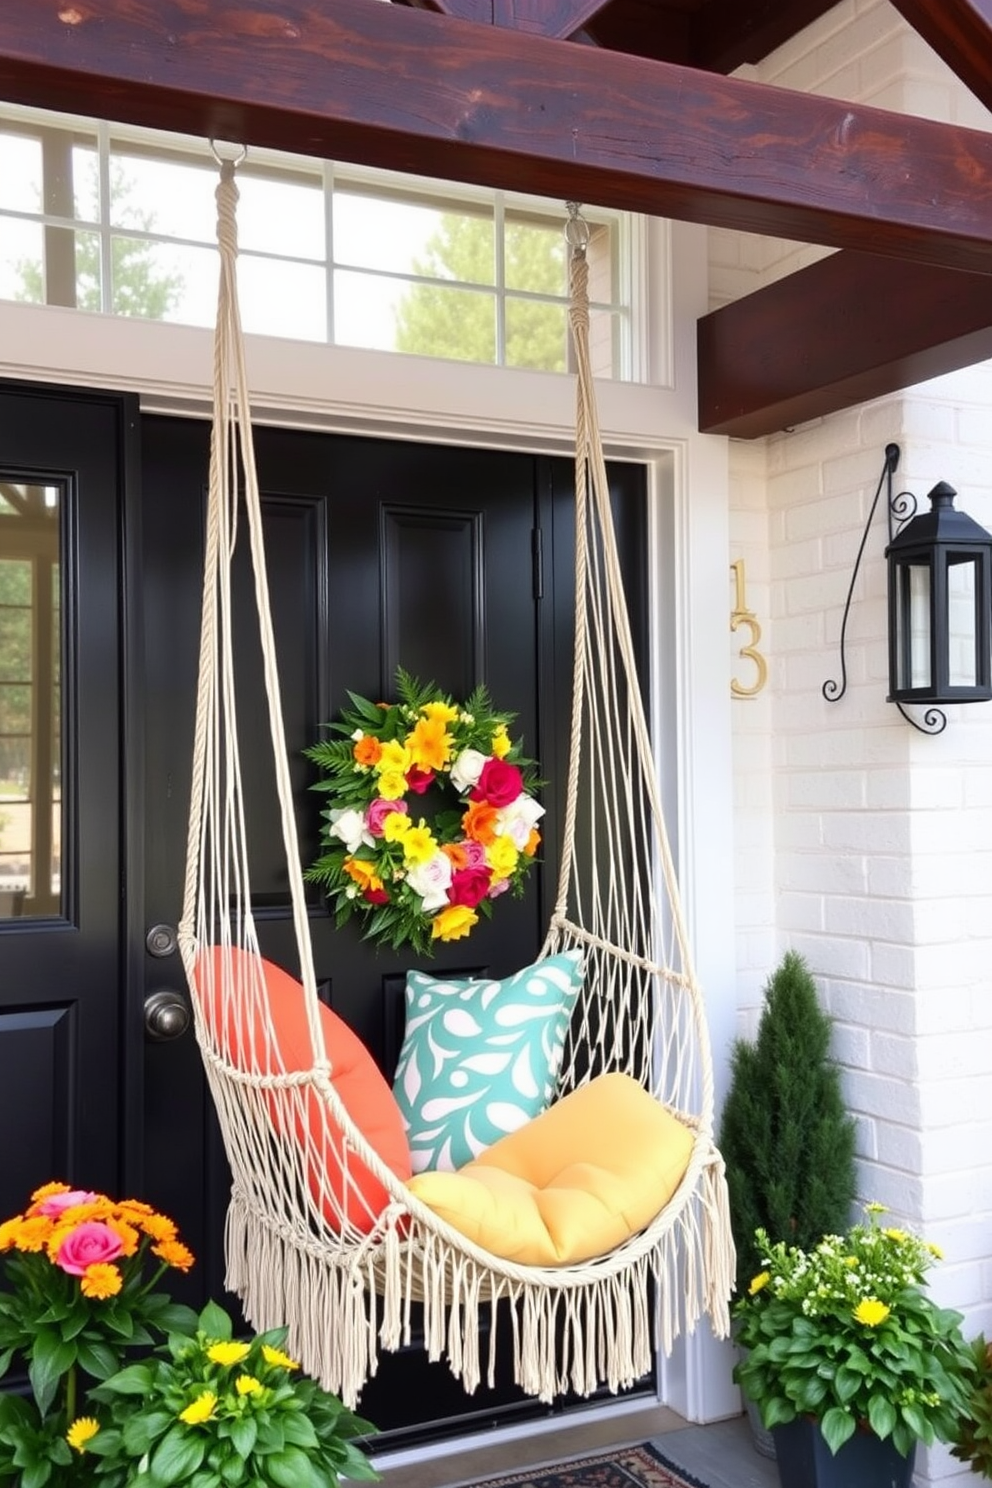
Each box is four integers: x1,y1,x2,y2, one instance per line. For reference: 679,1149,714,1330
717,950,857,1455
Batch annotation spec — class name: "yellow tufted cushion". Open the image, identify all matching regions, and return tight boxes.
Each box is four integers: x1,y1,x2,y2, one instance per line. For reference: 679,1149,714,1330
406,1072,694,1266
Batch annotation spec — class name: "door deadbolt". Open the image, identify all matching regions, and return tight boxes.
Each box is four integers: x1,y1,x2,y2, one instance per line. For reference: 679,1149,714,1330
146,923,178,958
144,989,191,1042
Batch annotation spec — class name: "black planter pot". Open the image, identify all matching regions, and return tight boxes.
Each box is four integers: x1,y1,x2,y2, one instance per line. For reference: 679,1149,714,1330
772,1417,916,1488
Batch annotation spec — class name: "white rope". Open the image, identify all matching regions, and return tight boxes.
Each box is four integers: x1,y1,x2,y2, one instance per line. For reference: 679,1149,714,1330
180,170,733,1409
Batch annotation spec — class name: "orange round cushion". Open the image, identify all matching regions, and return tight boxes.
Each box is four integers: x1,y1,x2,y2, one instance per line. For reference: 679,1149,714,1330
196,946,411,1232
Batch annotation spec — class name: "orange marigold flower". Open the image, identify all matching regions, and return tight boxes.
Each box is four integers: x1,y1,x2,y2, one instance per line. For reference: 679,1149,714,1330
135,1211,177,1244
15,1216,56,1252
353,734,382,767
107,1218,140,1257
441,842,470,871
153,1238,195,1272
30,1181,71,1204
118,1199,154,1216
342,857,384,892
462,799,498,846
80,1263,123,1299
407,716,452,773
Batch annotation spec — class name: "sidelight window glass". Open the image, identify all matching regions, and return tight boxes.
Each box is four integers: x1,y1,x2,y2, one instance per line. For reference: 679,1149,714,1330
0,481,62,919
0,103,632,379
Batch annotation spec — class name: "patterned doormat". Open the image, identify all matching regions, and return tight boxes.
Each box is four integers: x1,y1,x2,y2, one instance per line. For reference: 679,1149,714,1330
461,1442,709,1488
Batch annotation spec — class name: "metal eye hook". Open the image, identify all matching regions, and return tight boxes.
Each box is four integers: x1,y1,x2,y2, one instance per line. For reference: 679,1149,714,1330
564,200,591,254
210,139,248,169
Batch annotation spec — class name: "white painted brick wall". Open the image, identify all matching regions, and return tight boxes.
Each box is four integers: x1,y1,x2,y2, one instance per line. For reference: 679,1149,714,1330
718,6,992,1480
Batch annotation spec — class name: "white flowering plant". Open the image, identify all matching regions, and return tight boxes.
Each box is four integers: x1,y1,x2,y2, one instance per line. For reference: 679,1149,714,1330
733,1204,975,1457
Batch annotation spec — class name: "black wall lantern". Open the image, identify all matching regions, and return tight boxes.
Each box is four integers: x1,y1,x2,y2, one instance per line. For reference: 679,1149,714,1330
824,443,992,734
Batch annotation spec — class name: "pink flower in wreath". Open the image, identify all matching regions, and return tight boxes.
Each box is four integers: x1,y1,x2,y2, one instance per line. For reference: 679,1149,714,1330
405,766,435,795
470,758,524,808
33,1189,98,1218
366,797,407,837
447,866,492,909
459,839,488,869
54,1222,124,1276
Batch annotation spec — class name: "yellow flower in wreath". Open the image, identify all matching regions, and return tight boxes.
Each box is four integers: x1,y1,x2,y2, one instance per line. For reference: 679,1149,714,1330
407,715,453,772
486,836,519,879
431,904,478,942
403,824,438,867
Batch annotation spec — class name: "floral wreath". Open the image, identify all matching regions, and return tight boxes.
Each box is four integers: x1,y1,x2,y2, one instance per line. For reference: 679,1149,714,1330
304,669,544,954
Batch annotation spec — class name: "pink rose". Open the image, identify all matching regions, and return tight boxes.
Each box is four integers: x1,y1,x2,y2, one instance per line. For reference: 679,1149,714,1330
470,758,523,808
366,797,407,837
34,1189,98,1217
488,878,511,899
460,839,488,869
405,766,435,795
448,866,492,909
54,1221,124,1276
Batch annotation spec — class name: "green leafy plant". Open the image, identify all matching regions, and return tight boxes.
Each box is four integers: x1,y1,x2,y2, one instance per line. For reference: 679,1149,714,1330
733,1204,975,1458
951,1333,992,1477
0,1183,377,1488
86,1299,377,1488
304,667,544,954
717,950,857,1295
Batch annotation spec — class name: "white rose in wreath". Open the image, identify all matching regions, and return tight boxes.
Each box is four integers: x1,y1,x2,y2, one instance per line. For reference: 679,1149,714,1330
406,850,453,913
449,748,488,793
497,793,546,850
328,807,373,855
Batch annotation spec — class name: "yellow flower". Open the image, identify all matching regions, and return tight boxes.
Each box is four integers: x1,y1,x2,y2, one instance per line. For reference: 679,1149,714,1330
12,1216,54,1252
261,1344,300,1370
179,1391,218,1425
382,811,411,842
854,1297,891,1327
377,772,408,801
884,1228,908,1244
133,1209,178,1243
844,1255,859,1268
431,904,479,942
343,858,384,893
864,1201,887,1215
421,700,459,725
402,823,438,867
31,1181,71,1203
80,1263,123,1299
207,1340,251,1367
491,725,511,758
485,835,519,879
926,1241,945,1260
407,716,453,773
376,739,411,777
748,1270,770,1296
235,1374,263,1395
67,1417,100,1452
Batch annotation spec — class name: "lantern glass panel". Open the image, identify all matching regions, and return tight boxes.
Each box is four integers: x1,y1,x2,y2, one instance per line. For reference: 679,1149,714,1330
947,556,979,688
896,561,931,690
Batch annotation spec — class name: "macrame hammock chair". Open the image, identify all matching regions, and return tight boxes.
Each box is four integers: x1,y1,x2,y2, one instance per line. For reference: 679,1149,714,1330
179,156,733,1411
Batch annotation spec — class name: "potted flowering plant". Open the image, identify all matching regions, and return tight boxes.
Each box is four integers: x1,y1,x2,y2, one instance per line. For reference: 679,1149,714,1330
733,1203,975,1487
0,1183,376,1488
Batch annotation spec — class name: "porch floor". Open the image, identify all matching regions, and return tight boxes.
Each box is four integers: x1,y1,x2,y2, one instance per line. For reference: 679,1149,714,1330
374,1407,780,1488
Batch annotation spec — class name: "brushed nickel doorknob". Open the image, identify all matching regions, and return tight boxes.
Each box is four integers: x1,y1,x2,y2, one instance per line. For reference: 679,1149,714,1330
144,989,191,1041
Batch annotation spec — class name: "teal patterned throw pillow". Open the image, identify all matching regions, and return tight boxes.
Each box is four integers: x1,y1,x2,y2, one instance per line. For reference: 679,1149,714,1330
393,950,584,1174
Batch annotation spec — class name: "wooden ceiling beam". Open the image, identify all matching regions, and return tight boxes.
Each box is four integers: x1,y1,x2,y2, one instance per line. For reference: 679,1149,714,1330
886,0,992,112
395,0,614,35
698,250,992,437
3,2,992,274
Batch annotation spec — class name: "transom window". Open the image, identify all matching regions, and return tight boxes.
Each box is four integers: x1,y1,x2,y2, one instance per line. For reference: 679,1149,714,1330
0,105,631,378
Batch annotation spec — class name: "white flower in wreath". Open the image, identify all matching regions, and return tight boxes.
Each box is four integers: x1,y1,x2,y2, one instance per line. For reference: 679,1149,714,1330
497,793,546,850
449,747,489,792
328,807,373,854
406,851,453,913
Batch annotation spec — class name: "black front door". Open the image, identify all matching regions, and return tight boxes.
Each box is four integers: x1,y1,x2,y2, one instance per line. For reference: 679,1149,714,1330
0,385,133,1225
0,386,650,1446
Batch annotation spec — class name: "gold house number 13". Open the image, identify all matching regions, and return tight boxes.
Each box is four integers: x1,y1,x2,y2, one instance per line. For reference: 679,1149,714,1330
730,559,768,698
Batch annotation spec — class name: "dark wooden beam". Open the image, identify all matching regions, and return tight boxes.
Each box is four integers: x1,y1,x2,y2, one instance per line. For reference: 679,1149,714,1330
3,2,992,273
396,0,614,35
698,251,992,437
886,0,992,112
690,0,840,74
